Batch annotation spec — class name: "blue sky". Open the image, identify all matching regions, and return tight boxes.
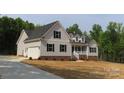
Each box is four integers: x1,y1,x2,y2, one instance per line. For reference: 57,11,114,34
2,14,124,32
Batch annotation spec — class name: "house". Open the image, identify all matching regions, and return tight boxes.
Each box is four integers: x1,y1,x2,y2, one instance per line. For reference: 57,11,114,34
16,21,98,60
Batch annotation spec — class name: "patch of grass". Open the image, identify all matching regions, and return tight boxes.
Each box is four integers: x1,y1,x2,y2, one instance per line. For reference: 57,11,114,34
22,60,124,79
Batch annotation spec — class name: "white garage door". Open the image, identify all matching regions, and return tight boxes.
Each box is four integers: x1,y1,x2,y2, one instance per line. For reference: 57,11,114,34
27,47,40,59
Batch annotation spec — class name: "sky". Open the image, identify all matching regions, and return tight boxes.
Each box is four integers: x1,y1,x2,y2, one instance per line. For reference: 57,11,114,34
1,14,124,32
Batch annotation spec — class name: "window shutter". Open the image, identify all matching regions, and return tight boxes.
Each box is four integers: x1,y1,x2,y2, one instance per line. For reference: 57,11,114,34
65,45,67,52
47,44,48,51
59,44,61,52
54,31,55,38
59,32,61,38
53,44,54,52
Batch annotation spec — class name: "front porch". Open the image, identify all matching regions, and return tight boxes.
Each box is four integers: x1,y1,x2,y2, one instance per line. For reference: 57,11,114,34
72,45,89,60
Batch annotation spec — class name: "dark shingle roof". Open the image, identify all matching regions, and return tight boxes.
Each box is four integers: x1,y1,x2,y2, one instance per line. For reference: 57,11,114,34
24,21,58,41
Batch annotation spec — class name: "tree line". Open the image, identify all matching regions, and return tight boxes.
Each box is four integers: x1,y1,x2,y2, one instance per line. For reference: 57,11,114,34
0,16,123,62
0,16,35,54
90,22,124,62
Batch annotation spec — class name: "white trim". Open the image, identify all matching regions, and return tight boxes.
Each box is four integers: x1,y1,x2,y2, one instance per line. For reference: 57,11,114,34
16,29,26,44
41,21,71,40
24,38,41,43
58,21,71,40
41,21,58,38
86,46,89,59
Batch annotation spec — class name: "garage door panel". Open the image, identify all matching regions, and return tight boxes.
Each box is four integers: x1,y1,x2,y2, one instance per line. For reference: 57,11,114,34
27,47,40,59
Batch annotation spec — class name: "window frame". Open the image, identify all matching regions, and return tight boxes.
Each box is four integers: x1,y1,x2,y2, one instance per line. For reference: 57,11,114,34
54,31,61,39
47,44,54,52
82,37,84,42
76,37,78,41
60,44,67,52
89,47,96,53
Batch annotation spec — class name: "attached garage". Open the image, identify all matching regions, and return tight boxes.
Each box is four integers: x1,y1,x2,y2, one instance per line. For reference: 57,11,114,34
27,47,40,59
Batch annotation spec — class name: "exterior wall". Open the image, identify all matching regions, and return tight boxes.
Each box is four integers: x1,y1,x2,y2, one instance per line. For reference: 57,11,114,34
41,40,71,57
88,43,98,57
44,22,70,42
40,23,72,57
17,31,28,56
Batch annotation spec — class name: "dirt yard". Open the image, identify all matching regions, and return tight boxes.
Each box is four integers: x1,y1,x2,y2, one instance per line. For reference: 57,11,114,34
22,60,124,79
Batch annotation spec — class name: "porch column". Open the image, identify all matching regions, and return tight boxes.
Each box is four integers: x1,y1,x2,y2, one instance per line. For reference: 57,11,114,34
81,46,82,54
74,45,76,52
72,45,75,53
86,46,89,60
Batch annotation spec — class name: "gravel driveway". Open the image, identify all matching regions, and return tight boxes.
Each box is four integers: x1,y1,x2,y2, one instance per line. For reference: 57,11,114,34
0,56,62,79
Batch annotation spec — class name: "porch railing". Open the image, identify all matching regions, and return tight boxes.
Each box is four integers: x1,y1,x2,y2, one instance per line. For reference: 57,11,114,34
74,51,87,55
73,51,79,60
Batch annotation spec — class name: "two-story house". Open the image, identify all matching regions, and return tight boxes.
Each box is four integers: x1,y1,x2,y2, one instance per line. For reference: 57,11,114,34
17,21,98,60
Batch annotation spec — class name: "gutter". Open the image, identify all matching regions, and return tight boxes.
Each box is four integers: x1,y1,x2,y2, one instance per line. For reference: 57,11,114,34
24,38,41,43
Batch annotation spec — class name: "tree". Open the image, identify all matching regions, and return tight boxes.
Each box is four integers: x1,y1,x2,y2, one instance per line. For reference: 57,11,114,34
101,31,113,61
66,24,82,35
116,25,124,62
90,22,124,62
106,22,120,61
0,16,35,54
90,24,103,60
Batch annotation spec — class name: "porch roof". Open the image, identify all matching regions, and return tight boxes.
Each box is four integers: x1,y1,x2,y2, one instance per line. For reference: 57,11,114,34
71,42,89,46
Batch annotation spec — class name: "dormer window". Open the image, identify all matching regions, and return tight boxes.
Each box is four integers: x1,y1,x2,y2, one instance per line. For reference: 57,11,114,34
76,37,78,41
82,38,84,42
54,31,61,39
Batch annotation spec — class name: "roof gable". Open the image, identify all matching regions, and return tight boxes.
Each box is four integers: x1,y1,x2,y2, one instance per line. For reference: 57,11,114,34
24,21,58,41
16,30,28,44
42,21,70,39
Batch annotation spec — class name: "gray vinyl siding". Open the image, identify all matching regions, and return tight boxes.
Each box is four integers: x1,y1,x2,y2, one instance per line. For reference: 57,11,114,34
40,23,71,56
41,40,71,56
